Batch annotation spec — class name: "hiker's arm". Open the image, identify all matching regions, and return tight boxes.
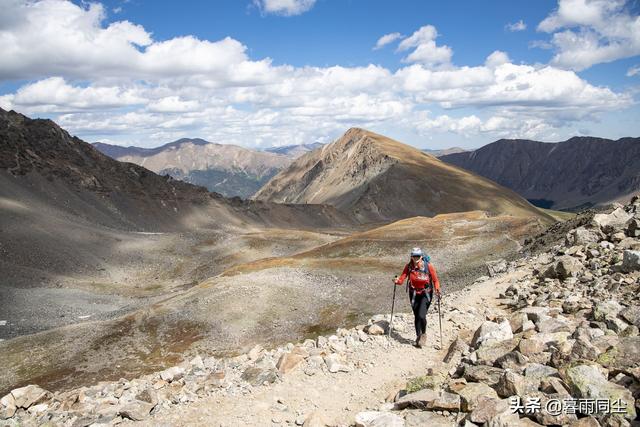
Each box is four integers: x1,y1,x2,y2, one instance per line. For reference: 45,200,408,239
429,263,441,294
395,264,409,285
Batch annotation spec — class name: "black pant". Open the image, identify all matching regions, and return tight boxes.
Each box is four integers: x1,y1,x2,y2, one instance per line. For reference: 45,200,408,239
409,287,432,337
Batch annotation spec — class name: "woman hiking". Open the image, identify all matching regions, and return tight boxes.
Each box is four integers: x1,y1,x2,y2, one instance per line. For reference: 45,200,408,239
394,247,441,348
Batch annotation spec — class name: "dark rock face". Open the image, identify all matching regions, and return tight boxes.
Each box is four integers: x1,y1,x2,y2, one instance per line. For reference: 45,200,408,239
0,109,217,231
441,137,640,210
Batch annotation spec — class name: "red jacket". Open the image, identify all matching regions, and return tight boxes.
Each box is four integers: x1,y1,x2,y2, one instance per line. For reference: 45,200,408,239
395,259,440,293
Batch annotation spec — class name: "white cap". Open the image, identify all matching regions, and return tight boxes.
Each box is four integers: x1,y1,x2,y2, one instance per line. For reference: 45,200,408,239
410,247,422,257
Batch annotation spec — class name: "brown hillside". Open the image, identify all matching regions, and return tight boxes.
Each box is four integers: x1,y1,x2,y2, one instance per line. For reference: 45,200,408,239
254,128,552,223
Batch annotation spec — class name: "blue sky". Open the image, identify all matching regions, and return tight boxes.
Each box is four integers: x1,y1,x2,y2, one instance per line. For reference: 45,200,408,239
0,0,638,149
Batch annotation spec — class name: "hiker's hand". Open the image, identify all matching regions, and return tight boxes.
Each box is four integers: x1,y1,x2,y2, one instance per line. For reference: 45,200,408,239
436,289,442,297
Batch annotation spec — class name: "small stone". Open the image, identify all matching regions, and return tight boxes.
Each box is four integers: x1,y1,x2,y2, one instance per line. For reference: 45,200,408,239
276,352,304,374
354,411,404,427
159,366,185,382
366,321,387,335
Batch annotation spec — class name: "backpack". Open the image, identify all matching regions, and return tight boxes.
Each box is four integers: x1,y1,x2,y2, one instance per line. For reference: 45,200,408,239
407,255,432,291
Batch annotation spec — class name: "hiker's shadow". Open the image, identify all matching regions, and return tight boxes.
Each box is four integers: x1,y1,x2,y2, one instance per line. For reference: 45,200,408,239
388,328,415,345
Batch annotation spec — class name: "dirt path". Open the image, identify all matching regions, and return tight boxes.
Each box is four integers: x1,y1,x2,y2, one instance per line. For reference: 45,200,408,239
134,270,525,427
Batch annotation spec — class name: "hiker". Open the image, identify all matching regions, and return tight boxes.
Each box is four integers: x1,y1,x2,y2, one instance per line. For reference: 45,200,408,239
394,247,441,348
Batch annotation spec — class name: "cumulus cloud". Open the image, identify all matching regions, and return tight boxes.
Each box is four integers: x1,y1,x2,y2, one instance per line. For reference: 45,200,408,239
253,0,316,16
396,25,453,67
373,32,403,50
506,20,527,32
0,1,634,146
537,0,640,70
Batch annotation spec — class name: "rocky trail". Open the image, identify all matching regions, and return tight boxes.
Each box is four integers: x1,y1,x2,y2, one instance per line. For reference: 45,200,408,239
2,197,640,427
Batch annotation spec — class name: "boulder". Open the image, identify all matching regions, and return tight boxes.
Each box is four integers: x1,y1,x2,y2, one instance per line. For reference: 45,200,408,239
118,400,154,421
626,218,640,237
568,417,600,427
592,207,633,234
354,411,404,427
248,344,265,360
536,317,573,334
10,385,49,409
508,312,529,334
0,394,16,419
471,320,513,349
455,382,499,412
553,256,584,280
404,411,452,427
241,364,278,386
444,337,470,363
430,391,461,411
619,306,640,327
324,353,351,373
561,364,636,420
520,307,551,323
483,406,521,427
592,300,623,322
469,397,509,424
463,365,505,387
495,351,529,373
524,363,559,379
495,371,537,398
518,338,546,356
566,227,599,246
394,388,439,410
621,250,640,272
277,352,305,374
533,393,578,426
596,336,640,370
475,338,520,365
487,259,508,277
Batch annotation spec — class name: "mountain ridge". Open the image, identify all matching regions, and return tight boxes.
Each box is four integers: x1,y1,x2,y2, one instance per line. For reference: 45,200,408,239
440,136,640,210
254,128,552,223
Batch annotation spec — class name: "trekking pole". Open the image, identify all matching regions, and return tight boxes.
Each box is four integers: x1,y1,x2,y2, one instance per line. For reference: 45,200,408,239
437,293,443,350
389,276,398,338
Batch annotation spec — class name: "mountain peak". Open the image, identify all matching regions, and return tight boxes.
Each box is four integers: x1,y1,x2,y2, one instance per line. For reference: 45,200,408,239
255,128,550,222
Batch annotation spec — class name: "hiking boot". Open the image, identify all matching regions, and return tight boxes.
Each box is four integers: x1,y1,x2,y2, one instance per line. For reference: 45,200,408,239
415,335,422,348
418,334,427,348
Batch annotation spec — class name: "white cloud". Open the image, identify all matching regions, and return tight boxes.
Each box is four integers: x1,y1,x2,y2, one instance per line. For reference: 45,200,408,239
537,0,640,70
396,25,453,67
506,20,527,32
0,1,634,147
627,65,640,76
373,32,403,50
253,0,316,16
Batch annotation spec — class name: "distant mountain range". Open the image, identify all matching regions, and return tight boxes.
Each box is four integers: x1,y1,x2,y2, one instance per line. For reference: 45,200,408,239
254,128,551,223
264,142,324,157
440,137,640,211
421,147,468,157
93,140,323,198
